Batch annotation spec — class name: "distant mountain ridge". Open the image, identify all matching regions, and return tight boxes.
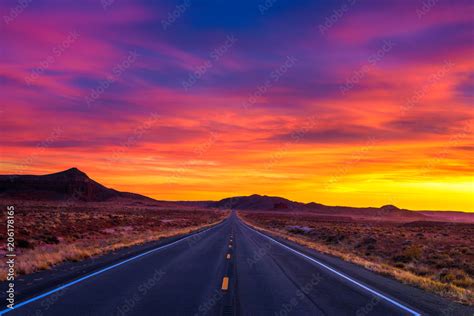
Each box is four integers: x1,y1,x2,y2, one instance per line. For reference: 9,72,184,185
211,194,425,219
0,168,153,202
1,168,471,222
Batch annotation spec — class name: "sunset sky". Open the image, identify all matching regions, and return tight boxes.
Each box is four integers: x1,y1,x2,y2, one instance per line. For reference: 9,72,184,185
1,0,473,211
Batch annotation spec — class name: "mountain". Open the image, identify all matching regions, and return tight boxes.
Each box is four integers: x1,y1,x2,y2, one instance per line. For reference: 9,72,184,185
211,194,426,220
211,194,303,210
0,168,154,202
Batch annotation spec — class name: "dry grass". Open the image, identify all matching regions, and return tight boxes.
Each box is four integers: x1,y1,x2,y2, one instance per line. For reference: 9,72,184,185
0,200,228,280
239,212,474,305
12,222,222,277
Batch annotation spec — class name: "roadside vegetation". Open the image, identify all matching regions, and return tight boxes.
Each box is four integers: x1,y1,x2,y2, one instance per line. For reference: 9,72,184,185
0,200,227,279
239,211,474,305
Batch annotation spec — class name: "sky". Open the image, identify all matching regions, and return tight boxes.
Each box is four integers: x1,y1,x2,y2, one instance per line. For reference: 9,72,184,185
1,0,473,211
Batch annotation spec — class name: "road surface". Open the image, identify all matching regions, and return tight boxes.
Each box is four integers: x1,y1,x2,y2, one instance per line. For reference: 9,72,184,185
2,212,472,315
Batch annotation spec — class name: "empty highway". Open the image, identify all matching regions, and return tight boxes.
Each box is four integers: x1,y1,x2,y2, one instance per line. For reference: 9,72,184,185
1,212,472,315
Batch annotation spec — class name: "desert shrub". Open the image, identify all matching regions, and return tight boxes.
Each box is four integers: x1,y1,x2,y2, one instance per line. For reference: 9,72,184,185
403,245,422,260
41,235,60,244
394,262,405,269
287,227,305,234
287,226,313,235
325,235,345,244
439,269,456,283
361,237,376,245
439,269,474,288
415,266,431,276
17,239,33,249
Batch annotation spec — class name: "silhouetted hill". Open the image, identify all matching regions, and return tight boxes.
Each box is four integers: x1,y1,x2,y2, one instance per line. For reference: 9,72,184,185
211,194,426,220
0,168,154,202
212,194,303,210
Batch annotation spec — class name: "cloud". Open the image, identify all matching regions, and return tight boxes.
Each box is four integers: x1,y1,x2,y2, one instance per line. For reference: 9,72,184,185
386,113,469,135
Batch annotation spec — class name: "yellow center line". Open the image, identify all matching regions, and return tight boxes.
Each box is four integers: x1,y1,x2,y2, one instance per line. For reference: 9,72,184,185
221,277,229,290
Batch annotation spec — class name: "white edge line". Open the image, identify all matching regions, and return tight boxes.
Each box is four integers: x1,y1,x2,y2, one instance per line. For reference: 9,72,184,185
244,222,421,316
0,220,226,315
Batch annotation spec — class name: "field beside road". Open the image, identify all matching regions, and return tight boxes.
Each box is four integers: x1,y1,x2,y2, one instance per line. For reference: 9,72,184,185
239,211,474,305
0,200,227,279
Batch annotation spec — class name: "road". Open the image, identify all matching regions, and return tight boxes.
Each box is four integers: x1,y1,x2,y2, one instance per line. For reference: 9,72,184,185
2,212,472,315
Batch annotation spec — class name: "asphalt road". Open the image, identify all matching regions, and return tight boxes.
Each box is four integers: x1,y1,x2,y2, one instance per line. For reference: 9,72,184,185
2,212,473,316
